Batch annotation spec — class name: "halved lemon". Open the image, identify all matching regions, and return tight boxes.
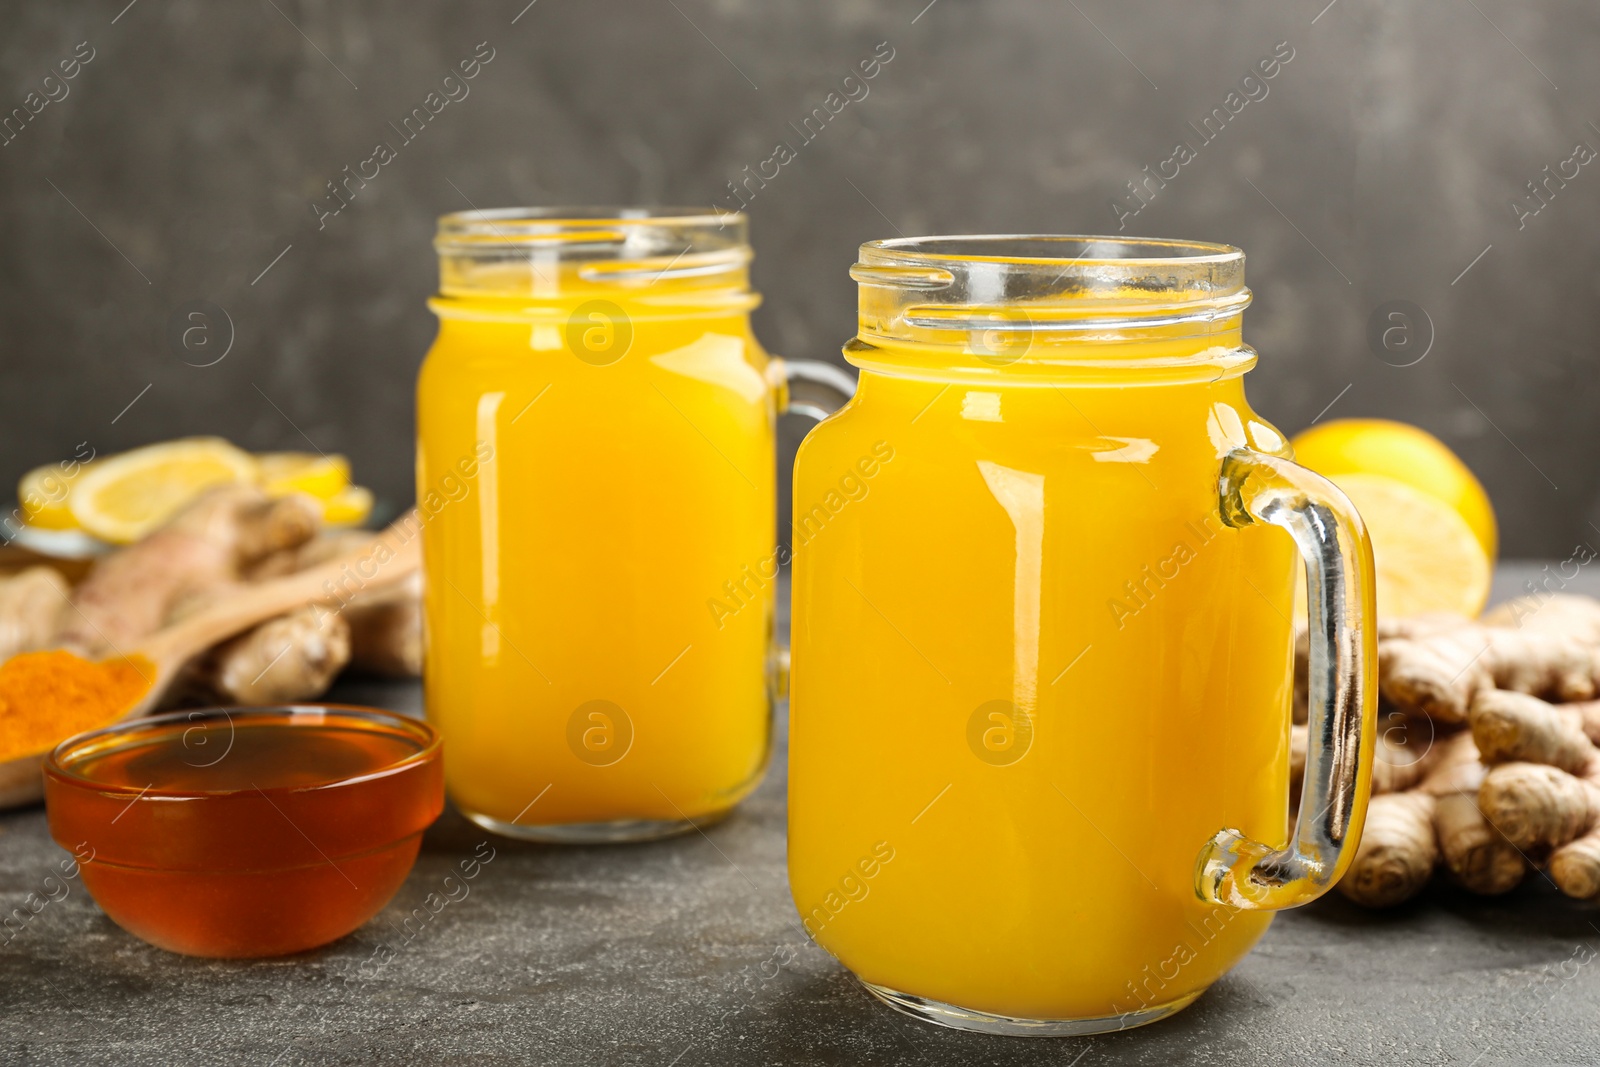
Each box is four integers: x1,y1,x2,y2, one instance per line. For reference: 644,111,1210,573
1290,419,1496,560
69,438,257,544
1334,473,1492,618
18,461,94,531
257,452,350,501
321,485,374,526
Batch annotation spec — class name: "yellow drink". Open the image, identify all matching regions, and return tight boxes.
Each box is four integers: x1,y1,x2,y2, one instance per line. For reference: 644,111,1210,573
788,236,1376,1032
417,210,779,839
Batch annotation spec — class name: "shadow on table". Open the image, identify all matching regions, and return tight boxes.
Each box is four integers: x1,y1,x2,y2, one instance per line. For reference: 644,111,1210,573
1298,875,1600,937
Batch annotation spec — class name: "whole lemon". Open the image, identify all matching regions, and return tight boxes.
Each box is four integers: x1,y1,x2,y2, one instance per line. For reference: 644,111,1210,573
1289,419,1496,561
1288,419,1497,618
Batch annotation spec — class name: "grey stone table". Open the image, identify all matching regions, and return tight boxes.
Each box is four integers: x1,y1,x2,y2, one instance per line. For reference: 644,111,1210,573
4,565,1599,1066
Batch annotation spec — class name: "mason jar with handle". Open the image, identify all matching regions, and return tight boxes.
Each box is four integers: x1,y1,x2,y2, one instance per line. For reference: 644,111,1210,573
418,208,852,842
787,235,1377,1035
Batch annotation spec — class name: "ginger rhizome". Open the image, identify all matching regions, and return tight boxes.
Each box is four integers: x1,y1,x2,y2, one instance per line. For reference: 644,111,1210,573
1337,594,1600,906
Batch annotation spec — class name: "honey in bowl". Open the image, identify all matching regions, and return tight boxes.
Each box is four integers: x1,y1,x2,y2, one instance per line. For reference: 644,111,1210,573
44,705,443,958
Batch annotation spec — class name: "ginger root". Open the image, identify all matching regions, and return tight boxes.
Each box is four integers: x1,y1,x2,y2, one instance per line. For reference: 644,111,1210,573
1482,593,1600,647
196,606,352,706
58,486,321,654
1567,699,1600,745
1469,689,1594,774
1478,756,1600,901
345,572,423,677
1545,759,1600,900
170,527,420,704
0,566,71,659
1483,628,1600,706
1379,624,1600,724
1340,730,1528,905
1340,732,1482,906
1376,626,1485,724
1550,820,1600,899
1377,614,1473,641
1330,596,1600,907
1477,762,1600,853
1416,738,1528,894
1338,791,1439,907
1433,790,1526,895
245,533,423,679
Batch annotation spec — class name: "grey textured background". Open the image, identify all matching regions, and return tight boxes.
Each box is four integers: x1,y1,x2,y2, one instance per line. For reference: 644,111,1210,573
1,0,1597,554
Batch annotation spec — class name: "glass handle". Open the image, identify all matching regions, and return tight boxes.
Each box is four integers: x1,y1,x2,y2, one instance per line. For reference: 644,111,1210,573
767,358,854,705
771,357,856,422
1195,448,1378,910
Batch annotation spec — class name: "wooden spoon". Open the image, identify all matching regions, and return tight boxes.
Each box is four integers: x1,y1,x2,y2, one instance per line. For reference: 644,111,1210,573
0,517,422,809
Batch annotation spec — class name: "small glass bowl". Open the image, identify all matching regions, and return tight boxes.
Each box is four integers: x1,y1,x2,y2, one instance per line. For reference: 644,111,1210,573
43,705,443,958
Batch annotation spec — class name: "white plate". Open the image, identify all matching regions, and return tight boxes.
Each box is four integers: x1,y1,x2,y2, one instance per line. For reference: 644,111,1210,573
4,520,112,559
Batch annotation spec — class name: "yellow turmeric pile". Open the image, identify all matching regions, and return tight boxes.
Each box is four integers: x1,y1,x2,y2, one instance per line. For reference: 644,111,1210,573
0,649,152,761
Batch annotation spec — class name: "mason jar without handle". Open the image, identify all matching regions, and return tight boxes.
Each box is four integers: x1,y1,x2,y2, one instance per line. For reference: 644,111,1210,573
787,235,1377,1034
417,208,851,843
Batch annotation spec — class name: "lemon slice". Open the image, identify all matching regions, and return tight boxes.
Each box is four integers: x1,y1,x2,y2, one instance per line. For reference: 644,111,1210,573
257,452,351,501
321,485,374,526
69,438,257,544
1334,473,1492,618
18,461,93,531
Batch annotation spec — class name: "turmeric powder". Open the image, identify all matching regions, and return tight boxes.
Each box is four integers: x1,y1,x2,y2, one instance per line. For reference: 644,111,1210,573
0,649,152,760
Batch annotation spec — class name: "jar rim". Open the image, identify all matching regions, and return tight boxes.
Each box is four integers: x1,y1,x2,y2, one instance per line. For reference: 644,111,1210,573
860,234,1243,268
848,233,1252,379
852,234,1247,308
434,206,752,298
436,206,743,249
